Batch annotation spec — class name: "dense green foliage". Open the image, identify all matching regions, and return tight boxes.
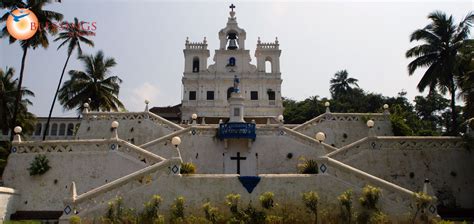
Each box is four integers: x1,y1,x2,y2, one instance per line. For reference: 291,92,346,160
27,154,51,176
58,50,125,112
406,11,474,134
298,158,319,174
180,162,196,174
1,0,63,139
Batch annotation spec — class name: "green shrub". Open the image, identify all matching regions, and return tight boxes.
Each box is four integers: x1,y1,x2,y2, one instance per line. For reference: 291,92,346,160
390,115,414,136
28,154,51,176
170,196,186,223
103,196,138,223
359,185,381,210
225,193,241,216
142,195,163,223
412,192,433,224
180,162,196,174
242,202,266,224
259,192,275,210
302,191,319,223
338,189,353,223
298,158,319,174
202,202,221,224
69,215,81,224
357,185,382,224
265,215,283,224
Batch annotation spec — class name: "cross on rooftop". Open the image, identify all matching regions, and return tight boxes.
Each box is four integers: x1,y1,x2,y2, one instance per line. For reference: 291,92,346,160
229,4,235,12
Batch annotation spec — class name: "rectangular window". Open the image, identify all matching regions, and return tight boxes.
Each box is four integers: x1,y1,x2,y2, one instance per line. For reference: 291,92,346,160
189,91,196,100
268,91,276,100
251,91,258,100
207,91,215,100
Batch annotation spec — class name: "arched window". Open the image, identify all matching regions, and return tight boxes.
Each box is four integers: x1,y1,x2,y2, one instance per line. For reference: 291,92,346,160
34,123,42,136
227,87,235,100
67,123,74,136
265,58,272,73
59,123,66,136
192,57,200,73
51,124,58,136
228,57,236,66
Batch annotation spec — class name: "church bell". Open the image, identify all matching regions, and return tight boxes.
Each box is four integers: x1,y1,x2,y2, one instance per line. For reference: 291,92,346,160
227,33,238,50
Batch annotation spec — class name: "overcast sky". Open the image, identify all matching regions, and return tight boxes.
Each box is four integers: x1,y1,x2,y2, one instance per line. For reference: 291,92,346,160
0,0,472,117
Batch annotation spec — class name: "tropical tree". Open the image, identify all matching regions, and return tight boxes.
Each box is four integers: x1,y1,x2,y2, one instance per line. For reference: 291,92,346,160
406,11,474,134
456,40,474,120
58,50,125,112
329,70,360,98
1,0,63,140
0,67,36,136
42,18,95,140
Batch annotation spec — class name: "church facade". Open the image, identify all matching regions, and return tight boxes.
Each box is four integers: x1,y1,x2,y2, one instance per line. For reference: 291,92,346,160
180,8,283,124
0,5,473,223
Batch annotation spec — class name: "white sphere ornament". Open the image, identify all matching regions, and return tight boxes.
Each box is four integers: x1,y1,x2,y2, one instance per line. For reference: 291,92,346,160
277,115,284,122
315,132,326,142
14,126,22,134
383,104,389,109
191,113,198,120
171,136,182,146
367,120,375,128
145,100,150,104
83,103,89,108
111,121,119,129
325,102,330,107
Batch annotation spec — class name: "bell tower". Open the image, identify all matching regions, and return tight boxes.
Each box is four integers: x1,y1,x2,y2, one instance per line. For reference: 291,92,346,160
218,4,246,51
180,4,284,123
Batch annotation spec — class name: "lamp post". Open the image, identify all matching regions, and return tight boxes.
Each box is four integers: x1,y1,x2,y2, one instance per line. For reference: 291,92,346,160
171,136,183,163
367,119,375,137
383,104,390,115
277,115,284,124
145,100,150,112
191,113,198,125
13,126,22,143
111,121,119,139
315,132,326,143
82,103,89,114
325,102,331,113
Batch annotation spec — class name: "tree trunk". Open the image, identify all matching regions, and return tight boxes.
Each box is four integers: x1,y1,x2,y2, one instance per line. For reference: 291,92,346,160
450,82,458,135
9,47,28,141
42,53,72,140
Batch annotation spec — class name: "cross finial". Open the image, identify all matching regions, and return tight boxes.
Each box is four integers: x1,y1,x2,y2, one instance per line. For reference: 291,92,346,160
229,4,235,12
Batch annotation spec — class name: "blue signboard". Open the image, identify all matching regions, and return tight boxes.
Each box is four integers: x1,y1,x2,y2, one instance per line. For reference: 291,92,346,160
218,123,256,140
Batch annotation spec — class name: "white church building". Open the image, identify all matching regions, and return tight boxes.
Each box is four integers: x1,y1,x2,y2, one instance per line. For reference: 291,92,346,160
181,6,283,124
0,5,472,223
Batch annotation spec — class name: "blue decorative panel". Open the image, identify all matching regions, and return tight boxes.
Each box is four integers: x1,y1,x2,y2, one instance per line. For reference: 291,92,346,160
218,123,256,140
238,176,261,193
11,147,17,153
171,165,180,174
429,204,436,214
64,205,72,215
320,164,327,173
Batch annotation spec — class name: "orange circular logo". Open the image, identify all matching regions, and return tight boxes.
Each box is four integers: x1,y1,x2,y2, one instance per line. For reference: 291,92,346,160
6,8,39,40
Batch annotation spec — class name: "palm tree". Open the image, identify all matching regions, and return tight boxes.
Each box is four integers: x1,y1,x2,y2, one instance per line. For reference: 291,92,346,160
42,18,95,140
58,50,125,112
0,67,36,136
1,0,63,140
329,70,359,98
406,11,474,134
457,41,474,120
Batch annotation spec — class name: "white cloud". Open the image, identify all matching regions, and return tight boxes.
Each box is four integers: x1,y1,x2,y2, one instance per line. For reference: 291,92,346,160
124,82,160,112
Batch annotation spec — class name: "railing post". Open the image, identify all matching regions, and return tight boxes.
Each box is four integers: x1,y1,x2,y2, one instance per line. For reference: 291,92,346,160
58,181,77,224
